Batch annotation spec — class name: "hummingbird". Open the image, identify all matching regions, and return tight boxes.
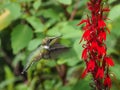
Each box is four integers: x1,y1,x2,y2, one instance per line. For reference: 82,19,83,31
21,35,69,74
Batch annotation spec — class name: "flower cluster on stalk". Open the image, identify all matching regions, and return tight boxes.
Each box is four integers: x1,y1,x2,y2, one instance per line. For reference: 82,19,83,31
78,0,114,89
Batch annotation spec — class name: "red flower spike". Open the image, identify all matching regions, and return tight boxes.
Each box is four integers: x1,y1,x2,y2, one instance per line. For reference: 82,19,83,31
95,67,104,78
104,57,114,66
82,48,88,60
79,0,114,89
104,75,111,88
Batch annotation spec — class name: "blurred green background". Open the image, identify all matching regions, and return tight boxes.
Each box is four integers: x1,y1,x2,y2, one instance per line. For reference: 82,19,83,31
0,0,120,90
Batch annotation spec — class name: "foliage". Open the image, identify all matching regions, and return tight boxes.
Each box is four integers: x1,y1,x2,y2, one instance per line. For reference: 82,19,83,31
0,0,120,90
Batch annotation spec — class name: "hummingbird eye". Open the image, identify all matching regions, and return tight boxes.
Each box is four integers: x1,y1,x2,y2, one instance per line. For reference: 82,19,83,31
46,39,53,46
47,39,52,43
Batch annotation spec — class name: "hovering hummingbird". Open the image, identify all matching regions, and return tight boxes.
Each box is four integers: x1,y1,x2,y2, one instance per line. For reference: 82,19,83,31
21,35,69,74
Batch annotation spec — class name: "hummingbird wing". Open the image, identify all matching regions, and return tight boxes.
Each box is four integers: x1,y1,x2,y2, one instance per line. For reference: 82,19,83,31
49,44,70,59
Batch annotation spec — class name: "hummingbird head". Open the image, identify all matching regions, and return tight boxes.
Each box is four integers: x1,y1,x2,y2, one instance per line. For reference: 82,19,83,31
41,35,62,46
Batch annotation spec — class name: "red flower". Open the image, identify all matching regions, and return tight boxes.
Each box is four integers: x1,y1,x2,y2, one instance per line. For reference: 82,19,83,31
82,30,91,41
77,19,88,26
82,48,88,60
97,45,106,56
104,75,111,87
104,57,114,66
98,31,106,41
87,59,95,71
95,67,104,78
102,8,110,12
91,41,98,51
81,68,88,78
98,20,106,28
87,2,92,11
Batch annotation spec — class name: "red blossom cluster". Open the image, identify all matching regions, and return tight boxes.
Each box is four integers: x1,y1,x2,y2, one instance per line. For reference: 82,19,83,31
78,0,114,89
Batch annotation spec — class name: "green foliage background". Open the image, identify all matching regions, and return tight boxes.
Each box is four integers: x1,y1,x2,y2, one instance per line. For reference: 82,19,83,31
0,0,120,90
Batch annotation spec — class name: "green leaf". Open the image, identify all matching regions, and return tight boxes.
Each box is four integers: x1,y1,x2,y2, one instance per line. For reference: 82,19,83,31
106,31,117,54
0,9,11,31
110,64,120,80
15,84,28,90
110,17,120,36
6,3,21,20
73,39,83,59
12,52,26,67
45,60,56,67
47,27,61,36
0,78,16,90
26,16,44,32
108,5,120,21
18,0,33,2
108,0,116,4
57,0,72,5
29,77,39,90
44,80,56,90
47,21,82,39
58,86,72,90
11,24,33,54
40,8,60,21
4,66,14,90
33,0,41,10
0,3,21,31
72,79,91,90
27,38,42,51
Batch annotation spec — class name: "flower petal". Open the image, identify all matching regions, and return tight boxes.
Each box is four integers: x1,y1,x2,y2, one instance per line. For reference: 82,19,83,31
102,8,110,12
77,19,88,26
87,60,95,71
81,68,88,78
99,31,106,41
82,48,88,60
104,75,111,87
104,57,114,66
83,30,91,41
97,45,106,56
95,67,104,78
98,20,106,28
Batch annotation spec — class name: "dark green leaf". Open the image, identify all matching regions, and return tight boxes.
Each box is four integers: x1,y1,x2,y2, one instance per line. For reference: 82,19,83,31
26,16,44,32
108,5,120,21
11,24,33,54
